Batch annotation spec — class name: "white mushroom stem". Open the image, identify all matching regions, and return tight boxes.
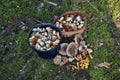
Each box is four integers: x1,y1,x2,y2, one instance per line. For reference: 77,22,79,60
88,52,93,59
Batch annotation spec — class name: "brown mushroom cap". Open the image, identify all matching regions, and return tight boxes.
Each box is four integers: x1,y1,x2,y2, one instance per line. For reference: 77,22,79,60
66,42,78,57
60,56,69,66
59,43,68,55
61,56,68,63
74,34,83,45
53,55,62,65
80,41,86,47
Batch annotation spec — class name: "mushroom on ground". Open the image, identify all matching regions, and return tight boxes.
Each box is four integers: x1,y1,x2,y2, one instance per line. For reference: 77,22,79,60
74,53,83,61
74,34,83,45
87,48,93,59
68,57,74,62
66,42,78,57
81,50,88,57
59,43,68,55
80,41,86,47
53,55,62,65
60,56,69,66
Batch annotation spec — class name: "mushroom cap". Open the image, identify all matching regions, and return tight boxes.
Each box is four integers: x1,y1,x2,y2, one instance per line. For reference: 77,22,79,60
60,56,69,66
74,34,83,45
61,56,68,63
59,43,68,55
66,42,78,57
53,55,62,65
80,41,86,47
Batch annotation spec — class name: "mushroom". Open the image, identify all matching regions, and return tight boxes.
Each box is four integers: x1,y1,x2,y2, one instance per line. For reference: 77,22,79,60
80,41,86,47
60,56,69,66
81,50,88,57
74,54,82,61
66,42,78,57
79,58,90,69
68,57,74,62
29,36,37,46
74,34,83,45
53,55,62,65
87,48,93,59
59,43,68,55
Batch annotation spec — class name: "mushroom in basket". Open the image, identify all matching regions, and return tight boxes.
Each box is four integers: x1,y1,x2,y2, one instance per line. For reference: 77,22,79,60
53,11,87,37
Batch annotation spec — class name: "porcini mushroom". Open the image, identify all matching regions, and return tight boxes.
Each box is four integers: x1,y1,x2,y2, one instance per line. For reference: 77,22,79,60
80,41,86,47
74,34,83,45
59,43,68,55
53,55,62,65
66,42,78,57
60,56,69,66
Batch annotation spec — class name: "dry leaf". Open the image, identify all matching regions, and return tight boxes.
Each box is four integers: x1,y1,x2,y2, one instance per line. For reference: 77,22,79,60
97,62,112,68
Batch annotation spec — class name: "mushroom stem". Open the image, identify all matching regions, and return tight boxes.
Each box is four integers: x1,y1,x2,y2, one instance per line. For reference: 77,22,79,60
88,52,93,59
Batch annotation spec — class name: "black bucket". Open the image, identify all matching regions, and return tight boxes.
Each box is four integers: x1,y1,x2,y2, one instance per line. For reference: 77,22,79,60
28,23,62,59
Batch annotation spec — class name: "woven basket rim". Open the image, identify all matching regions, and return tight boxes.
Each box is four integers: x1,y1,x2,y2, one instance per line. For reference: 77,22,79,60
53,11,87,24
53,11,87,37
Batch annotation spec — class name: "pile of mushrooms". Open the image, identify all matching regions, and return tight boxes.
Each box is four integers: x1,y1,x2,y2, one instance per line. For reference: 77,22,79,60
53,11,86,37
53,34,93,71
29,27,61,51
54,14,85,32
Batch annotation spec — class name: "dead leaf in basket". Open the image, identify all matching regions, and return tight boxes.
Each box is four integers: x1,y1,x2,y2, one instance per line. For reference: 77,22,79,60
97,62,112,68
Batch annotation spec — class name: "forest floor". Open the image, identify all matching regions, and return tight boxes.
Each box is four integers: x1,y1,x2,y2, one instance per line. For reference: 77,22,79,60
0,0,120,80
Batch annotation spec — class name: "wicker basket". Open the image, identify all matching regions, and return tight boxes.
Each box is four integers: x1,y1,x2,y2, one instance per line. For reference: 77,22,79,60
53,11,87,37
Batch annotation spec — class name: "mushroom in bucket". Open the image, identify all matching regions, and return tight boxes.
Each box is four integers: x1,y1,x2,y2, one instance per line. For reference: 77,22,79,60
28,24,62,59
